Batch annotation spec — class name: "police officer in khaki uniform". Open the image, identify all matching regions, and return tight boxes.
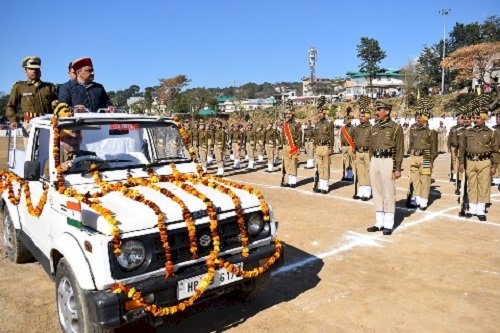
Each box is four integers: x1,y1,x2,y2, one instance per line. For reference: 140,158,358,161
458,102,499,221
274,122,282,165
303,120,315,169
245,122,257,170
206,121,215,165
407,99,438,210
197,121,209,172
313,96,334,194
366,101,404,235
447,115,464,182
341,108,355,181
353,98,372,201
493,111,500,189
214,120,226,176
255,123,265,163
6,56,57,137
264,122,276,172
230,124,243,168
281,100,302,187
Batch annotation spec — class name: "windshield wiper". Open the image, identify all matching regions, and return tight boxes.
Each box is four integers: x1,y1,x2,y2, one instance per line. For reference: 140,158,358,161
142,157,189,169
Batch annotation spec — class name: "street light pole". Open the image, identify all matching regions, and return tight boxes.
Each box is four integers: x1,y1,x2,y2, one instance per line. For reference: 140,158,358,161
439,8,451,95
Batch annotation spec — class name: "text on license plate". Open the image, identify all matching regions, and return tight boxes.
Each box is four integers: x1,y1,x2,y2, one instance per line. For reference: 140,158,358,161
177,263,243,300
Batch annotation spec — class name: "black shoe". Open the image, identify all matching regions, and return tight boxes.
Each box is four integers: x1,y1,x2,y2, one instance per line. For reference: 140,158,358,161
465,212,473,218
353,195,360,200
361,197,369,201
289,184,295,189
407,203,417,209
454,189,460,195
313,188,321,193
321,190,328,195
367,226,381,232
281,183,289,188
477,215,487,222
419,206,427,211
383,228,393,235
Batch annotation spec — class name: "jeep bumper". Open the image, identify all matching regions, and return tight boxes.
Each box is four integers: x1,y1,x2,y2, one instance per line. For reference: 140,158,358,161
84,242,284,330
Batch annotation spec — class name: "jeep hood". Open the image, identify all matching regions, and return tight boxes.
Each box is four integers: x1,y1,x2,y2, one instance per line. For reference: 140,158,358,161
80,181,260,235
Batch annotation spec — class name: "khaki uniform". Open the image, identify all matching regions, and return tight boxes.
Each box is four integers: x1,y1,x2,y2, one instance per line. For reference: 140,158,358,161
197,129,210,170
494,124,500,186
340,124,355,180
230,129,244,168
314,118,333,189
447,124,461,181
256,127,265,162
353,122,372,199
458,125,499,216
403,125,410,155
214,128,226,172
191,127,199,160
369,119,404,230
437,125,447,153
408,124,438,208
245,128,257,168
282,120,301,184
264,128,276,172
333,126,341,153
303,126,315,168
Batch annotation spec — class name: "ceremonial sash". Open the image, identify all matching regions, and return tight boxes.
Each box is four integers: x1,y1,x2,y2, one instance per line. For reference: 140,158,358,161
284,121,299,155
341,126,355,151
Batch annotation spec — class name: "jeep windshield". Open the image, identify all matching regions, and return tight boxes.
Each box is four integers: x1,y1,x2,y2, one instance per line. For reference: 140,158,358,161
59,120,191,174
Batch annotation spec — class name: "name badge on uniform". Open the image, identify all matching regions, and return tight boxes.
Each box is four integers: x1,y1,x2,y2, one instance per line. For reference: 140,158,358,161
22,93,33,96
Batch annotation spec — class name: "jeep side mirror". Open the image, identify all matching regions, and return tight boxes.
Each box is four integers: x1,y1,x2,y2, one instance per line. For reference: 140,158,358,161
24,161,40,180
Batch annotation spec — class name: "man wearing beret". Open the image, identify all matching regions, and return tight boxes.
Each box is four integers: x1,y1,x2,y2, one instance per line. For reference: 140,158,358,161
5,56,57,135
58,57,112,113
366,101,404,235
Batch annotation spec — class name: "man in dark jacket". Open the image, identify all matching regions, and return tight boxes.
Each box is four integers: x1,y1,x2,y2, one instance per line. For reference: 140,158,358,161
58,57,112,113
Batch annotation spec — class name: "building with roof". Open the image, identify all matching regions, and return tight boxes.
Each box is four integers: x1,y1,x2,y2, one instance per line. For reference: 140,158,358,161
345,69,404,100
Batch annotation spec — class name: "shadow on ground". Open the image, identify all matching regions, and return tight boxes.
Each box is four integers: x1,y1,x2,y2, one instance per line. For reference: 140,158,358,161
118,243,323,333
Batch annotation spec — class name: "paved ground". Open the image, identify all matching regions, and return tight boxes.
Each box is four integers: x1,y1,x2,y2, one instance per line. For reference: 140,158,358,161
1,137,499,333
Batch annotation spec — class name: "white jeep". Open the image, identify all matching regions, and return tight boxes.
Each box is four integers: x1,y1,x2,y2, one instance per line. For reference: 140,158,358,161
1,113,283,333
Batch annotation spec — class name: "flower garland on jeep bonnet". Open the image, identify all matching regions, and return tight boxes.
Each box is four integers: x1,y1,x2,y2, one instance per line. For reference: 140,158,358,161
0,112,282,317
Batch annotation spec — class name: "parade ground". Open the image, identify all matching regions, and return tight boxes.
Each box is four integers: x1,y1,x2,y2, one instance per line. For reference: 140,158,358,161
1,138,499,333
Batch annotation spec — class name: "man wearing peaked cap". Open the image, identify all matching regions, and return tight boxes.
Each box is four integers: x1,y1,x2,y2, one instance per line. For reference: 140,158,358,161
352,100,373,200
366,99,404,235
340,106,355,181
58,57,112,113
313,97,334,194
281,100,302,187
5,56,57,143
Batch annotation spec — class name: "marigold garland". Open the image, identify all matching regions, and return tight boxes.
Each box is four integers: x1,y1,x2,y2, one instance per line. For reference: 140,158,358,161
0,115,281,317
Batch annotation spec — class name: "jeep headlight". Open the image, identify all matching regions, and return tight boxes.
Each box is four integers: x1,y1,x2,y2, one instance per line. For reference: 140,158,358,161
247,213,264,236
117,240,146,271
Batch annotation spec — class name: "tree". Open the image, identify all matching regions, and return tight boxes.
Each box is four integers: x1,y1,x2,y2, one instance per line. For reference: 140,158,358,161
441,41,500,106
157,75,190,115
417,45,443,92
356,37,386,97
144,87,153,113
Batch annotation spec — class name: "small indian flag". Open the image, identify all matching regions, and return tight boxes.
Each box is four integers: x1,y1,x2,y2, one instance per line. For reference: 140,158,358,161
66,200,82,229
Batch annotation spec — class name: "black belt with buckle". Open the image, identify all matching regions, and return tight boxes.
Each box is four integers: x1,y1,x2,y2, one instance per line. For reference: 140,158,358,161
412,150,425,156
318,140,330,146
373,150,392,158
466,153,491,161
356,146,370,153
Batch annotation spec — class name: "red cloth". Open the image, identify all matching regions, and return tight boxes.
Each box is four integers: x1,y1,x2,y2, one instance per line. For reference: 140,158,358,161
284,121,299,155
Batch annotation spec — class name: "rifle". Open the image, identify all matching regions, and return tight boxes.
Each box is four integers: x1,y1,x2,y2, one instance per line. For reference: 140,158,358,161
406,181,414,208
450,150,454,181
352,163,358,199
458,160,469,217
313,167,319,192
280,156,286,187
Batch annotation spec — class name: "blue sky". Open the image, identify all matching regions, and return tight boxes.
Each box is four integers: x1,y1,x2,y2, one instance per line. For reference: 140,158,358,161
0,0,497,93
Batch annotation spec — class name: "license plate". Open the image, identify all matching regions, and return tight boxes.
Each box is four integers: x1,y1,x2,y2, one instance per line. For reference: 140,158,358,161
177,263,243,300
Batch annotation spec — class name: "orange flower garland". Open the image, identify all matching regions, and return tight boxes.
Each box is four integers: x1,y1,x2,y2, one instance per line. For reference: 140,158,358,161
24,182,49,217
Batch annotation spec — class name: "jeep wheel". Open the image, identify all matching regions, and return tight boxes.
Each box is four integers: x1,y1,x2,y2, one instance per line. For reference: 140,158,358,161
56,258,114,333
230,271,271,302
2,205,33,263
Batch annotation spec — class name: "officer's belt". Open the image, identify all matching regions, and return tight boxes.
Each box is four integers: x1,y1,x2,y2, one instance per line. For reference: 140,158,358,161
317,140,331,146
373,149,393,158
356,146,370,153
466,152,491,161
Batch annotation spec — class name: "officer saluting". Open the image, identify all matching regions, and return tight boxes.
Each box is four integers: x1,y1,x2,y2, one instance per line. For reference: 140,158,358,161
313,96,334,194
458,95,499,221
5,56,57,134
366,101,404,235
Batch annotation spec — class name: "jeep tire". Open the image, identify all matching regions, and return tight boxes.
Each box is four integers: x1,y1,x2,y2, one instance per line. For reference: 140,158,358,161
230,271,271,301
2,205,33,263
56,258,114,333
